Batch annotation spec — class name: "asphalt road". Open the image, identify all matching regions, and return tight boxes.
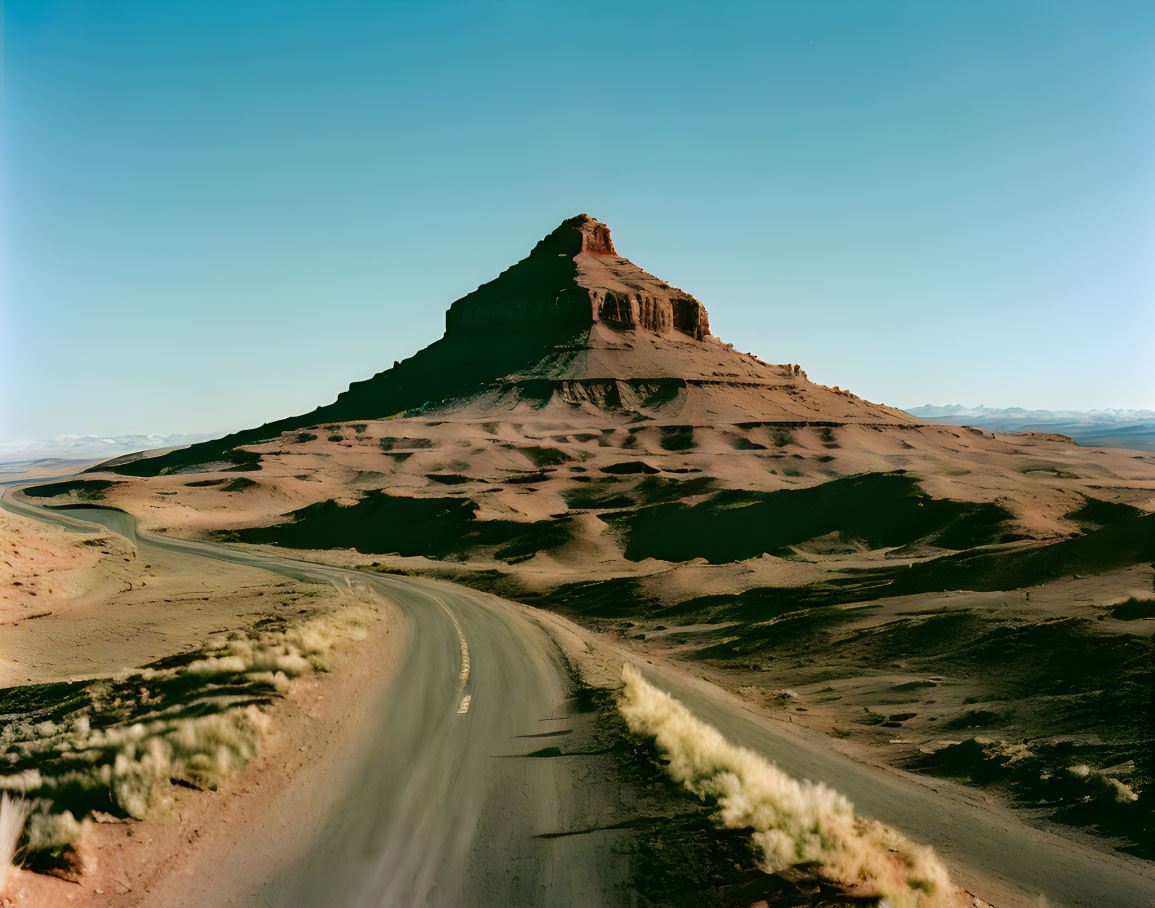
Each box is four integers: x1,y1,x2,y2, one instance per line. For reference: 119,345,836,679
5,491,1155,908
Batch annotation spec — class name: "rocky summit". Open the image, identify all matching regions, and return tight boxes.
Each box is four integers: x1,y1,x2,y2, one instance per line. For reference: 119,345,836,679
445,214,710,341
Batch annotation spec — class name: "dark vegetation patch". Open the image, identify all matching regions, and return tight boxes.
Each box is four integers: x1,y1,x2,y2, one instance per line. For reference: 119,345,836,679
1065,496,1142,529
731,436,766,451
601,461,659,475
379,436,435,451
504,470,553,484
1111,598,1155,621
22,480,121,501
520,445,573,467
634,475,716,506
349,470,387,484
222,449,263,472
772,429,794,448
819,427,840,449
610,473,1014,563
889,680,937,692
294,433,318,443
445,574,666,637
562,483,635,510
328,434,344,442
658,426,695,451
221,477,258,492
426,473,472,485
491,520,574,563
213,491,573,563
184,478,226,487
532,577,662,625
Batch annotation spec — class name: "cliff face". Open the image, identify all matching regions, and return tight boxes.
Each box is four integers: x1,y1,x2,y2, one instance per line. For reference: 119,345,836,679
445,214,710,341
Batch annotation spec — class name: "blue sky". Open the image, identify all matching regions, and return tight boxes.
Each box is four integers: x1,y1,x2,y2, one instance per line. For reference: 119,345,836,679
3,0,1153,441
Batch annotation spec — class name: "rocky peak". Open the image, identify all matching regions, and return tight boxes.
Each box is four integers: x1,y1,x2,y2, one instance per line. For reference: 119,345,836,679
445,215,709,341
573,215,616,256
521,214,617,259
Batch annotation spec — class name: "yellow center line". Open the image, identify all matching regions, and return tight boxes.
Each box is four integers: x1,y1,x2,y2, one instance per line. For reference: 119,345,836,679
433,596,471,706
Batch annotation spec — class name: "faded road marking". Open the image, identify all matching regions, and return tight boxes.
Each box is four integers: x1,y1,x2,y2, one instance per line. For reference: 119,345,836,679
433,595,471,689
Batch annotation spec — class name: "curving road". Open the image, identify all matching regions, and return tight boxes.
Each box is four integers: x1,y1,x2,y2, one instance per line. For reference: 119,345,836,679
2,492,632,906
5,490,1155,908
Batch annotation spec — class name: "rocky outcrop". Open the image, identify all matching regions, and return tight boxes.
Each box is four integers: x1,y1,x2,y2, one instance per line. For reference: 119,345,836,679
590,289,709,339
445,214,710,341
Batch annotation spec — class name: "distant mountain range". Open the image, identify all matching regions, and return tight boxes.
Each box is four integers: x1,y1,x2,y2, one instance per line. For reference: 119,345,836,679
906,405,1155,451
0,433,212,465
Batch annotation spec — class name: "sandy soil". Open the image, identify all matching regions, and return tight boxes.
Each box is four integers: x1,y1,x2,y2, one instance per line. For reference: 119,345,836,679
0,509,332,686
71,415,1155,568
1,587,405,907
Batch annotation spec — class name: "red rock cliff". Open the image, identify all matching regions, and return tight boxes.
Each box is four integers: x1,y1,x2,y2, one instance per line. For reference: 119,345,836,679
445,215,710,341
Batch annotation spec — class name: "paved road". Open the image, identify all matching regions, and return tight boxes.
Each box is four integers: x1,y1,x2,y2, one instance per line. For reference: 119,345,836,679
6,491,1155,907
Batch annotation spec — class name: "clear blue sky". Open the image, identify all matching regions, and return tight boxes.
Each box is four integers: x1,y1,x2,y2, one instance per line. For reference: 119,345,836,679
3,0,1153,441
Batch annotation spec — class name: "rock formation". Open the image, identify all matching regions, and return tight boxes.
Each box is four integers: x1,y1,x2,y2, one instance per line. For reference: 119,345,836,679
444,214,710,341
104,214,912,477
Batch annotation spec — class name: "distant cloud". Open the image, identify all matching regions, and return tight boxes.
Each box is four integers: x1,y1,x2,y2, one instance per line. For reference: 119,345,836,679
906,404,1155,424
0,433,216,464
905,405,1155,452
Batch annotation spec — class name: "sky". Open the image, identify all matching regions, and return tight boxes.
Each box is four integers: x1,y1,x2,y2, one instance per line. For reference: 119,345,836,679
2,0,1153,444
